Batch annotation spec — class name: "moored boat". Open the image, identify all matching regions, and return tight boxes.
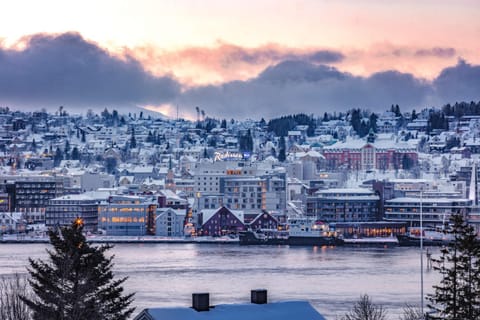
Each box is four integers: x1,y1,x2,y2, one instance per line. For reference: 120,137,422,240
342,236,398,246
287,217,343,246
397,226,453,246
239,229,289,245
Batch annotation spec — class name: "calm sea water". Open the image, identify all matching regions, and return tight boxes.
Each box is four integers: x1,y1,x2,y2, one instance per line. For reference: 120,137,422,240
0,243,441,319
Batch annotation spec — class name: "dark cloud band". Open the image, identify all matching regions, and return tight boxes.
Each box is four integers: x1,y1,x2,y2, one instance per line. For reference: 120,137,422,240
0,32,478,118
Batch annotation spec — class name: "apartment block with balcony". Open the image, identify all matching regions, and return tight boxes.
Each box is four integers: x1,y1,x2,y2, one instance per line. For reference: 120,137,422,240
306,188,380,222
45,194,99,232
384,197,472,226
1,175,64,224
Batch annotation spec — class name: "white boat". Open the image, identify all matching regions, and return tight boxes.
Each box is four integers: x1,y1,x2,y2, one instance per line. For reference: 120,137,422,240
342,235,399,246
397,226,454,246
287,216,342,246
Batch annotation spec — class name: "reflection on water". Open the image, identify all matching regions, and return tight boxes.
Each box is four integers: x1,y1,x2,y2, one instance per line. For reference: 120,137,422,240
0,243,440,319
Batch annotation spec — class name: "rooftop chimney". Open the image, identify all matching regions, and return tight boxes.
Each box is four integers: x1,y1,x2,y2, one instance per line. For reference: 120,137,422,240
251,289,267,304
192,293,210,312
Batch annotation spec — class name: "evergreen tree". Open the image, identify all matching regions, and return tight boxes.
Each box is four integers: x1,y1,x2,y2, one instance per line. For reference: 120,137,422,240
394,104,401,117
64,140,70,154
427,213,480,320
146,131,154,143
411,109,418,121
105,157,117,174
71,147,80,161
402,154,413,170
369,113,378,133
271,147,276,158
54,147,63,167
130,128,137,149
221,119,227,129
323,112,330,122
21,220,135,320
278,136,286,162
112,110,119,125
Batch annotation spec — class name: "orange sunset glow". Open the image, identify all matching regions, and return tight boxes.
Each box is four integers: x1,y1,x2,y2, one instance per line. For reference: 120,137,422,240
0,0,479,118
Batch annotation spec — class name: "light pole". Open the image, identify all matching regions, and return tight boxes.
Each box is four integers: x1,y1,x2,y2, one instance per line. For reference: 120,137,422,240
420,190,424,318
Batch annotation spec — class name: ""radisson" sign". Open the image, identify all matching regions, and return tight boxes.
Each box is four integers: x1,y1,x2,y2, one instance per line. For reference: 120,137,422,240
214,151,250,161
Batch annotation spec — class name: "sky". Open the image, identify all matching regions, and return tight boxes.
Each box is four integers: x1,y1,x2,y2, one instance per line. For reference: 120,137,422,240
0,0,479,119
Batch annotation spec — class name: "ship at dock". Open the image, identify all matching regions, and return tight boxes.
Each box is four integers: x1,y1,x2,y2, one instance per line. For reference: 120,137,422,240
397,226,454,246
287,216,342,246
240,216,342,246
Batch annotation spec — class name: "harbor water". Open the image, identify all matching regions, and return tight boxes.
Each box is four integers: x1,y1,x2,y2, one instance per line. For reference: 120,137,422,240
0,243,441,319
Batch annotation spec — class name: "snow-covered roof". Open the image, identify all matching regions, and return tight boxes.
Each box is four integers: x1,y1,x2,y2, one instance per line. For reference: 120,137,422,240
160,189,184,201
389,179,428,184
131,166,155,174
137,301,326,320
386,197,470,204
323,136,414,151
202,208,244,224
142,177,165,186
52,194,95,201
316,188,373,195
156,208,186,218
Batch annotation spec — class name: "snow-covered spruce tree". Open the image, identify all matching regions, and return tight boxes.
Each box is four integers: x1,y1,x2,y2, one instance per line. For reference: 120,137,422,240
427,213,480,320
21,219,135,320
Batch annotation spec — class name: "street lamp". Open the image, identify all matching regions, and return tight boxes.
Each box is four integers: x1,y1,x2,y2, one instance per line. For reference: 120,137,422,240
420,190,424,318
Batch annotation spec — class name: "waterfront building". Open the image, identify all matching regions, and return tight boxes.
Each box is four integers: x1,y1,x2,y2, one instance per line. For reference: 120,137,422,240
158,190,188,209
306,188,380,222
0,193,8,212
384,197,472,226
0,212,25,234
155,207,186,237
45,194,99,232
98,195,157,236
221,175,286,215
221,177,265,213
246,211,280,230
199,206,245,236
194,160,287,215
1,175,64,224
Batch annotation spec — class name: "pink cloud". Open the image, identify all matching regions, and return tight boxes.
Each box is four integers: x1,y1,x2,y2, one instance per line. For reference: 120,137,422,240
120,41,473,85
122,42,344,85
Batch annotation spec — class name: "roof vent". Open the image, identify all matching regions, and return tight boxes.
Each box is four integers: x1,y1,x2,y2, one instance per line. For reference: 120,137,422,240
192,293,210,312
251,289,267,304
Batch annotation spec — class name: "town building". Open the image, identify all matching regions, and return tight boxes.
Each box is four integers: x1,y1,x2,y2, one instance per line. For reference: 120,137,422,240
1,175,64,224
306,188,380,222
199,206,245,236
0,212,25,234
45,194,99,232
98,195,157,236
322,135,418,171
155,207,186,237
384,197,472,225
